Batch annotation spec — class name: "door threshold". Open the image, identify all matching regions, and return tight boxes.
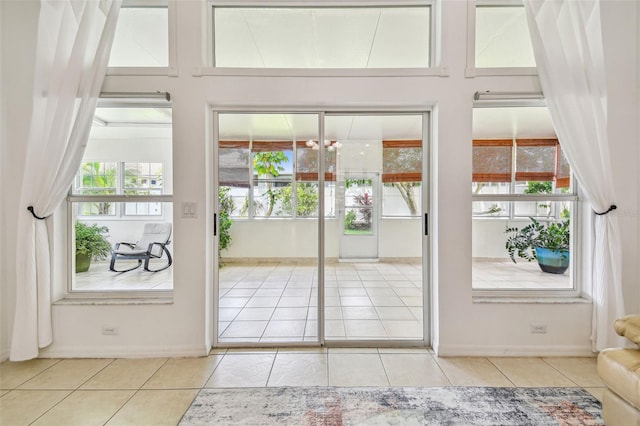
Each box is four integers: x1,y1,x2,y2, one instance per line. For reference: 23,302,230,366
338,258,380,263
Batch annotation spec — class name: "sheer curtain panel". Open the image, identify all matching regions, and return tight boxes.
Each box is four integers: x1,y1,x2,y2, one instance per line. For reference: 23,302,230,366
523,0,625,351
11,0,121,361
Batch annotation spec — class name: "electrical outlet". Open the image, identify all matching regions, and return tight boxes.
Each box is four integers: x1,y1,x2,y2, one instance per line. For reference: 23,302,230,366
102,325,119,335
530,324,547,334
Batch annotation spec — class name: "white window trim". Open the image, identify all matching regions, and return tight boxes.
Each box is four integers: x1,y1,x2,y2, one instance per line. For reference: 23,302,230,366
106,0,178,76
202,0,442,77
465,0,538,77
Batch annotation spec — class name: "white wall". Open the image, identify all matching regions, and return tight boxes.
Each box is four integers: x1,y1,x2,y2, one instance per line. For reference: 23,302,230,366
0,0,638,359
0,0,40,360
222,218,421,260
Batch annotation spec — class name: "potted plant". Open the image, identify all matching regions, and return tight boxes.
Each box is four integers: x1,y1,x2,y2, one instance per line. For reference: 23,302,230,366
75,222,112,272
505,218,570,274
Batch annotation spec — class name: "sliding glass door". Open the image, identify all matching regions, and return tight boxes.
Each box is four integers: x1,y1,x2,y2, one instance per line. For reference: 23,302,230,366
323,114,426,342
214,111,428,346
215,113,319,344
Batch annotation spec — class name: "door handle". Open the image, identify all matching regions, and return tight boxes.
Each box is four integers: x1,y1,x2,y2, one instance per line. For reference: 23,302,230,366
424,213,428,236
214,213,217,236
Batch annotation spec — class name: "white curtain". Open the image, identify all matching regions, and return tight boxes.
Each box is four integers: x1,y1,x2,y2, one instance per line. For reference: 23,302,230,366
11,0,121,361
523,0,626,351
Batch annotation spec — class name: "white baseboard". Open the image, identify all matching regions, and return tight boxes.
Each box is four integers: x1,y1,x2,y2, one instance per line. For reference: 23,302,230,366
435,343,597,357
37,344,209,359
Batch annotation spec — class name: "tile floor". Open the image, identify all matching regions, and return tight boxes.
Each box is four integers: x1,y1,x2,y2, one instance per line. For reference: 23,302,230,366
0,349,605,425
472,258,571,289
218,261,424,342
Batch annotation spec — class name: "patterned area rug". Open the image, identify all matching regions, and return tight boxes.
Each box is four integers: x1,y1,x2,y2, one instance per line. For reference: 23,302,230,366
180,386,603,425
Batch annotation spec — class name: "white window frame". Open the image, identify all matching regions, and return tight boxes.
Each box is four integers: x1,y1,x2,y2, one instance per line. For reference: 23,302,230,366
65,96,174,299
201,0,444,77
471,101,581,299
106,0,178,76
465,0,538,77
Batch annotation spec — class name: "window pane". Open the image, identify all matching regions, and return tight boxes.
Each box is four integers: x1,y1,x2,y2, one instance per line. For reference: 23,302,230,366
72,204,174,292
472,201,572,290
382,182,421,217
214,7,430,68
109,7,168,67
475,6,536,68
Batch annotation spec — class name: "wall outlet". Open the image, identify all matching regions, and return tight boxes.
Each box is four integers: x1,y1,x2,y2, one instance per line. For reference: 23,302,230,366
102,325,119,335
530,324,547,334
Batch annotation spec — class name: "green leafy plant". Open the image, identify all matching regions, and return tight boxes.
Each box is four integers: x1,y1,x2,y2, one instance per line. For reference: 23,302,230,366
218,186,234,253
279,183,319,217
253,151,289,217
75,222,112,260
344,210,357,230
505,218,570,263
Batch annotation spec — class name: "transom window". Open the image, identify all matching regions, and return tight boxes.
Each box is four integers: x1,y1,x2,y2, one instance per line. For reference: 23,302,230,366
109,3,169,67
212,4,432,69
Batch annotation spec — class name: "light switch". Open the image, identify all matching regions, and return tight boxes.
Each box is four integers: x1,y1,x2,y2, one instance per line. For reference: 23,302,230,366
182,202,197,218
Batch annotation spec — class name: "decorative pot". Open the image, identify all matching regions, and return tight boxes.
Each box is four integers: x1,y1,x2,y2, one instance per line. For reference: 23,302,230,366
534,247,569,274
76,252,92,273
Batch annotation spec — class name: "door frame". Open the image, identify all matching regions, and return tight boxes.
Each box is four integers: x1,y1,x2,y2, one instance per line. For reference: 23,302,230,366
210,106,432,349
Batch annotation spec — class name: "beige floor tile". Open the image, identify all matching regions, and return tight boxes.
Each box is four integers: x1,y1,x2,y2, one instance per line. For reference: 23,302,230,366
0,390,71,425
262,320,306,338
18,359,112,390
235,307,275,321
277,347,328,353
381,354,451,386
0,390,7,397
271,307,308,320
435,357,514,387
329,353,389,386
205,353,275,388
489,357,577,387
344,320,387,338
81,358,167,390
382,320,423,338
328,348,379,354
325,320,346,337
268,353,328,386
143,356,221,389
105,389,197,426
0,359,60,389
542,357,605,387
377,348,430,354
32,390,135,426
584,387,606,402
220,321,269,338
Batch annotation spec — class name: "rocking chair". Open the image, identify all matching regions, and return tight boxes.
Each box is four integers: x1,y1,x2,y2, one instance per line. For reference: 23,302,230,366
109,222,173,272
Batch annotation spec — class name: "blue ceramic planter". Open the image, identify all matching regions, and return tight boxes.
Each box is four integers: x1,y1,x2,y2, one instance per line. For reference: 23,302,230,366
535,247,570,274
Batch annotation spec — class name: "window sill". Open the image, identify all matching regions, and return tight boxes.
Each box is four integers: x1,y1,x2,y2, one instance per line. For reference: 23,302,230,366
473,296,591,304
106,67,177,76
196,67,449,78
54,297,173,306
466,67,538,77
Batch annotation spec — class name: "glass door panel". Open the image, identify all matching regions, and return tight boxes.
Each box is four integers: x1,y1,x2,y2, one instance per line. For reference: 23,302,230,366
216,112,319,344
323,114,425,342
